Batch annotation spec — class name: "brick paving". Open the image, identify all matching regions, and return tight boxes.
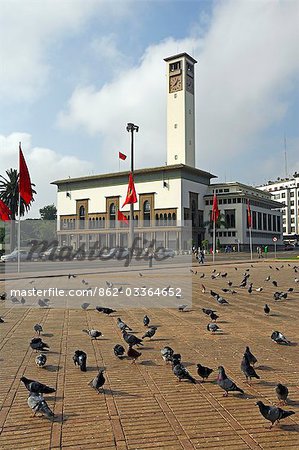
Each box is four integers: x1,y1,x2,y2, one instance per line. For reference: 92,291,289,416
0,259,298,449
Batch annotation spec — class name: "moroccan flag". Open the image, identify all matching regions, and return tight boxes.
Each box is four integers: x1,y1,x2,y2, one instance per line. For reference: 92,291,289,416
247,200,252,228
19,143,33,205
122,173,137,207
211,193,219,223
0,199,12,221
117,210,129,225
119,152,127,160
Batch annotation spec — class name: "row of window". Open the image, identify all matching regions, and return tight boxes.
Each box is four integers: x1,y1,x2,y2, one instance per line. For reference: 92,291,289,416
209,231,236,238
249,212,281,232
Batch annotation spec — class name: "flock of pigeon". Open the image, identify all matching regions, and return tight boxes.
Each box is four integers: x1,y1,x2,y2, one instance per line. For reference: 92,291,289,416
1,262,298,433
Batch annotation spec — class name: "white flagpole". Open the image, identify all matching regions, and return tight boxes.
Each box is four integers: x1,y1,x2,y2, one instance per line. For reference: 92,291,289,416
213,220,216,263
17,192,21,273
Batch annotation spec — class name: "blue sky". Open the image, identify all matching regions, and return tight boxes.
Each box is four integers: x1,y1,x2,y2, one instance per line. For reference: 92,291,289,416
0,0,298,217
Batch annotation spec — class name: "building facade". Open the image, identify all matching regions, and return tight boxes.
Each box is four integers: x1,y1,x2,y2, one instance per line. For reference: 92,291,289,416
258,172,299,243
52,52,283,251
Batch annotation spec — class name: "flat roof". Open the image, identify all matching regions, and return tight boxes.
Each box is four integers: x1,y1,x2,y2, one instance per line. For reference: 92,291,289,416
164,52,197,64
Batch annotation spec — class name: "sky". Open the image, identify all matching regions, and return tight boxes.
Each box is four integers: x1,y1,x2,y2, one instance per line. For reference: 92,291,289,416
0,0,298,218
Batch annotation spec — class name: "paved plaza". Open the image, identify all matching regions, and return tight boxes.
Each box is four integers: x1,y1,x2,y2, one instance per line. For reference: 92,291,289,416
0,258,298,449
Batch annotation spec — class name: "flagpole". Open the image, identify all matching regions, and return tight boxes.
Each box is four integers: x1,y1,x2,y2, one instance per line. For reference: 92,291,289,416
126,123,139,250
17,191,21,273
249,226,253,260
213,220,216,263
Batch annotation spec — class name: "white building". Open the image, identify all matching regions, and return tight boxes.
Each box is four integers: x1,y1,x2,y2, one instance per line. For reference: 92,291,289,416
258,172,299,243
52,52,283,251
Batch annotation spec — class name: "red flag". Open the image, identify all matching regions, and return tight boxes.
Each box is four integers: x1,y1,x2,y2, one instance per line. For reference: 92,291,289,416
0,199,12,221
122,173,137,207
117,210,129,225
247,200,252,228
211,193,219,223
19,143,33,205
119,152,127,160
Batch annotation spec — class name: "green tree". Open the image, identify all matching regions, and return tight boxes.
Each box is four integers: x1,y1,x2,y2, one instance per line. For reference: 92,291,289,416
0,169,36,250
39,204,57,220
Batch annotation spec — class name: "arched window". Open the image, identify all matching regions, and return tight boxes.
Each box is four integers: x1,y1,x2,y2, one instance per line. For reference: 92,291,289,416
79,205,85,229
155,213,159,226
163,213,167,226
143,201,150,226
109,204,116,228
172,213,176,226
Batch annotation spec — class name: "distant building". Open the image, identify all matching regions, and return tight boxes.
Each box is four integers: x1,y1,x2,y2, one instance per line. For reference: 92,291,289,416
258,172,299,243
52,52,283,251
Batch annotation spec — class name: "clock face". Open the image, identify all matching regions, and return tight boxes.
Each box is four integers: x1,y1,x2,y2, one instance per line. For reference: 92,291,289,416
186,76,194,94
169,75,182,93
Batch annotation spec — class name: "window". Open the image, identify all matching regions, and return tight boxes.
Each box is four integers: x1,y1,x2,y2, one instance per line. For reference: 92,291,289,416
257,212,262,230
233,198,236,203
268,214,272,231
263,213,267,230
277,216,281,232
228,199,231,204
219,199,223,204
223,199,227,204
225,209,235,228
282,193,286,198
170,61,181,72
290,191,295,197
143,200,151,226
291,201,295,206
252,211,257,229
79,205,85,229
232,231,236,237
273,215,277,231
109,203,116,228
224,188,229,193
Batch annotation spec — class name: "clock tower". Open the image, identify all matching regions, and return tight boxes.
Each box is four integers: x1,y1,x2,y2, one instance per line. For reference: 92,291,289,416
164,53,197,167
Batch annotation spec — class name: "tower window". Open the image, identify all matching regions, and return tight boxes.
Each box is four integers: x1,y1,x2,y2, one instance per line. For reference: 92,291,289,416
170,61,181,72
174,124,177,128
174,155,178,160
174,93,177,98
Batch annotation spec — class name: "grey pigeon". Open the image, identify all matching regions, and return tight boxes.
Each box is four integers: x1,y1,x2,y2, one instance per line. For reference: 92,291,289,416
197,363,213,382
27,393,55,420
255,401,295,428
216,296,229,305
30,338,49,352
89,368,105,393
244,346,257,366
142,326,157,339
117,318,132,331
38,298,48,308
34,324,43,335
73,350,87,371
271,331,291,345
143,315,150,326
81,302,90,310
161,346,174,364
217,366,244,397
113,344,125,359
35,354,47,368
275,384,289,405
20,376,55,394
122,330,143,347
173,363,196,383
207,323,220,333
241,353,260,383
82,329,102,339
178,304,188,312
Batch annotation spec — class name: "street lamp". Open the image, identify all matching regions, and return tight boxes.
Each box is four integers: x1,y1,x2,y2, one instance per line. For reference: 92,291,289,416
126,123,139,249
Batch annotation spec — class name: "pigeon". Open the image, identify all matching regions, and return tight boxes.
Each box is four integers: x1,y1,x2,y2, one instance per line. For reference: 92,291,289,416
265,276,270,281
227,281,233,288
271,331,291,345
33,324,43,335
217,366,244,397
287,288,294,292
11,296,20,303
81,302,90,310
113,344,125,359
127,346,142,363
210,311,219,322
173,363,196,383
255,401,295,428
210,290,219,299
68,273,76,279
21,297,26,304
82,329,102,339
200,273,205,278
27,393,55,420
255,287,263,292
20,376,56,394
196,363,213,382
139,272,143,277
89,368,106,393
105,281,113,288
0,291,7,300
161,346,174,364
264,304,270,315
241,353,260,383
82,279,89,285
170,354,182,367
35,354,47,368
207,323,220,333
0,317,4,323
272,280,278,287
216,296,229,305
201,284,206,294
202,308,216,316
244,346,257,366
222,288,230,293
117,318,132,331
122,330,143,347
178,304,188,312
143,315,150,327
96,306,116,315
73,350,87,371
30,338,49,352
38,298,49,308
275,383,289,405
247,283,253,294
142,326,157,340
221,272,227,278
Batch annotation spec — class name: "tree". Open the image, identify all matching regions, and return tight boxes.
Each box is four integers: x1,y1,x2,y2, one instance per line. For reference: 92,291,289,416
0,169,36,250
40,204,57,220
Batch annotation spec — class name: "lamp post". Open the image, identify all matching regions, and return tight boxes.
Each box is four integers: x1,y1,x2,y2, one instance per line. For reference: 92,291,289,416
126,123,139,249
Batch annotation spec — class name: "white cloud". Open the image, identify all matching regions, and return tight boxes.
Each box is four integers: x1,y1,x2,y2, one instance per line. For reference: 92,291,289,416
0,133,92,217
58,0,299,176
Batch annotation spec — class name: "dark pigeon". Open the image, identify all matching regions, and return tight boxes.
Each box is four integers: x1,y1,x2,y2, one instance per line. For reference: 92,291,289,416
217,366,244,397
122,330,143,347
142,326,157,339
244,346,257,366
241,353,260,383
117,318,132,331
275,383,289,405
96,306,116,315
73,350,87,371
207,323,220,333
30,338,49,352
161,346,174,364
210,311,219,322
255,401,295,428
89,368,106,393
20,376,55,394
197,363,213,382
113,344,125,359
271,331,291,345
33,324,43,335
173,363,196,383
127,346,142,363
202,308,216,316
143,315,150,326
264,304,270,315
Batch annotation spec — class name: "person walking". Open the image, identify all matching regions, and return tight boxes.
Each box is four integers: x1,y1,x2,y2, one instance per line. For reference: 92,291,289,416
198,249,205,264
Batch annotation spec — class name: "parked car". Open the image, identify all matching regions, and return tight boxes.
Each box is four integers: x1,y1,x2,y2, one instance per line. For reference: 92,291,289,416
0,250,41,262
284,244,295,251
154,248,175,259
